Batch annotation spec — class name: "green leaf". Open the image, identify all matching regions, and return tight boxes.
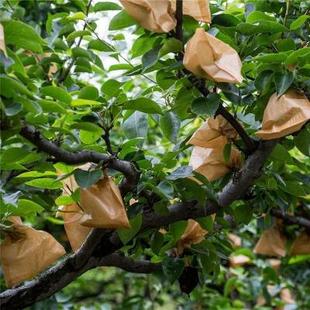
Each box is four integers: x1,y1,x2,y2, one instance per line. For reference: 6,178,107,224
93,2,122,11
294,127,310,156
39,99,67,113
285,48,310,66
71,99,103,107
290,15,309,30
88,39,114,52
25,178,62,189
255,70,274,94
160,38,183,56
55,195,75,206
169,221,187,241
255,52,289,63
281,181,306,197
124,98,162,114
236,21,287,34
122,111,148,138
78,86,99,100
246,11,276,24
162,257,185,284
274,71,294,96
160,111,180,143
70,122,102,133
270,144,293,164
66,30,91,42
74,169,102,188
3,20,46,52
224,277,238,297
223,143,232,163
1,148,30,163
0,75,33,98
142,45,161,71
102,79,122,98
167,166,193,180
41,86,72,104
17,199,44,215
109,10,136,30
117,213,142,245
192,94,220,116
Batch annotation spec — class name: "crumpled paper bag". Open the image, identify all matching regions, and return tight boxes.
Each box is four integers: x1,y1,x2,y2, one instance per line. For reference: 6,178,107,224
57,204,92,252
0,217,65,288
58,166,130,230
188,115,238,148
171,0,211,23
256,90,310,140
229,254,251,267
189,136,242,181
120,0,176,33
290,232,310,256
176,219,207,255
183,28,243,83
253,226,287,257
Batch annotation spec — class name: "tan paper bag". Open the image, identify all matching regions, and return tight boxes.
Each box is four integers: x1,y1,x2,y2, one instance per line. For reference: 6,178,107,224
0,217,65,288
183,28,243,83
188,115,238,148
171,0,211,23
189,136,242,181
256,90,310,140
120,0,176,33
253,226,287,257
79,176,130,229
228,233,242,248
176,219,207,255
0,23,7,56
290,232,310,256
58,168,130,230
268,258,281,271
229,254,251,268
57,204,92,252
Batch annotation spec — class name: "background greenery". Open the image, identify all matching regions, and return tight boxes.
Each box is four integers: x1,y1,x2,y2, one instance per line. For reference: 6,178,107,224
0,0,309,309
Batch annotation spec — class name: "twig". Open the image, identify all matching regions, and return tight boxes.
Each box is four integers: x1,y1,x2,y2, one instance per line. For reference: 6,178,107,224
271,209,310,229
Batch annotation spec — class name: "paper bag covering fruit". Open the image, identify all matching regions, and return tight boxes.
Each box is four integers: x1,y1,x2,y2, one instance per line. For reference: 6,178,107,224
290,232,310,256
0,217,65,288
189,136,242,182
0,23,7,56
57,165,129,251
253,225,287,257
176,219,207,255
228,233,242,248
120,0,176,33
256,90,310,140
183,28,243,83
171,0,211,23
188,115,238,148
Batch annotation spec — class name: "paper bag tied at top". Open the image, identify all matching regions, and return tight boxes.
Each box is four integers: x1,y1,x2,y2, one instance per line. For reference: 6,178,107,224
256,90,310,140
0,217,65,288
189,136,242,182
176,219,207,255
171,0,211,23
183,28,243,84
188,115,238,148
120,0,176,33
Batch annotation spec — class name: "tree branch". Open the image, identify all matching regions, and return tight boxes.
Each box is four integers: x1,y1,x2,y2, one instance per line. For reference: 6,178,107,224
0,139,278,309
19,125,139,194
271,209,310,229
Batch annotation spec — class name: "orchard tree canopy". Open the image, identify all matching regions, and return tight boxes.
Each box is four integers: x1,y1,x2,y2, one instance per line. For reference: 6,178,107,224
0,0,310,309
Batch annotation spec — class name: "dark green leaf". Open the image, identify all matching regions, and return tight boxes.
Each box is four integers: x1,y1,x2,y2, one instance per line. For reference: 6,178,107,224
162,257,185,283
93,2,122,11
124,98,162,114
160,111,180,143
274,71,294,96
74,169,102,188
117,214,142,244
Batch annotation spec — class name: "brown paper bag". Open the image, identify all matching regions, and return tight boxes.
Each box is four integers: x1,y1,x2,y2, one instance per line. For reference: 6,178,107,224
57,204,92,252
229,254,251,267
228,233,242,248
253,226,287,257
183,28,243,83
171,0,211,23
268,258,281,271
120,0,176,33
188,115,238,148
290,232,310,256
79,176,130,229
0,23,7,56
189,136,242,181
59,164,129,230
176,219,207,255
256,90,310,140
0,217,65,287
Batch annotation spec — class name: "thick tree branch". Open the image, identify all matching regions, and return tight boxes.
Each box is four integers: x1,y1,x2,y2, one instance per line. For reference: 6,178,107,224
0,139,278,309
19,125,139,194
271,209,310,229
175,0,183,45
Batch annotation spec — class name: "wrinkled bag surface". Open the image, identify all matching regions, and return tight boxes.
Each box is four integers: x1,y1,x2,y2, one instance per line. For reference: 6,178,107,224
0,217,65,287
256,90,310,140
120,0,176,33
183,28,243,83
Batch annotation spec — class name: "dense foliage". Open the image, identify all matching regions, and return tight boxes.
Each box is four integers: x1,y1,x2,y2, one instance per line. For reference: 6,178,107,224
0,0,309,309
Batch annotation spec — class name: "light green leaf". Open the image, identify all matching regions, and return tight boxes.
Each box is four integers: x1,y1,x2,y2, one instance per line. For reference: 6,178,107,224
26,178,62,189
17,199,44,215
41,86,72,104
124,98,162,114
290,15,309,30
93,2,122,11
109,10,136,30
71,99,103,107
